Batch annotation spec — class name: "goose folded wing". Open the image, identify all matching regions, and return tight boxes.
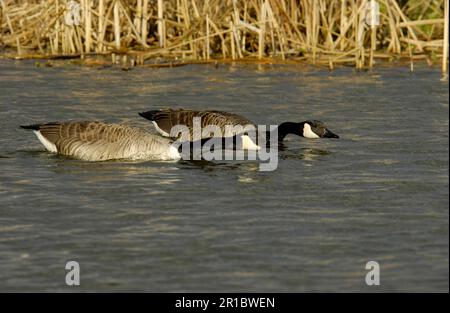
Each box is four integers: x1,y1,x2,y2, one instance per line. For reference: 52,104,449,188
31,122,141,161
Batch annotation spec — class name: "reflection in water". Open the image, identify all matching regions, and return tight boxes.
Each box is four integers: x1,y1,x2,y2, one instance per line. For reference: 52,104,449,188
179,159,249,172
281,148,332,161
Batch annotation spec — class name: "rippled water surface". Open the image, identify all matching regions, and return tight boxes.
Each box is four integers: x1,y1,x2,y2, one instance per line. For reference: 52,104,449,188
0,60,448,292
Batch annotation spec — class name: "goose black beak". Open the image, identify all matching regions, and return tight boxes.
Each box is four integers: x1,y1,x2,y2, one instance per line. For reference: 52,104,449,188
323,129,339,138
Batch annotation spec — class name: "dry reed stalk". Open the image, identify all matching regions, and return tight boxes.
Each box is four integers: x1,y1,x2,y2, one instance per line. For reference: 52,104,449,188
118,1,147,48
232,0,243,57
311,0,318,63
353,0,360,68
369,23,376,68
384,0,401,54
135,0,141,33
54,0,60,54
207,17,227,58
407,30,414,71
230,21,236,60
157,0,164,48
241,0,248,53
269,5,286,60
398,18,445,27
357,0,367,69
74,24,84,53
69,27,76,53
15,37,21,55
141,0,148,45
258,0,267,59
84,0,92,53
0,0,446,71
340,0,347,50
113,1,120,49
389,0,422,52
97,0,104,52
369,0,377,68
443,0,448,74
62,23,67,54
206,14,210,59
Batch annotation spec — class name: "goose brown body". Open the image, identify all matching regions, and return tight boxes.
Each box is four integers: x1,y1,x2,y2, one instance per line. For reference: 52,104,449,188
139,109,340,142
139,109,255,139
21,121,180,161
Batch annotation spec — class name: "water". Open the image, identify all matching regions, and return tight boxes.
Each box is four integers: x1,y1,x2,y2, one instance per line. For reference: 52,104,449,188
0,60,448,292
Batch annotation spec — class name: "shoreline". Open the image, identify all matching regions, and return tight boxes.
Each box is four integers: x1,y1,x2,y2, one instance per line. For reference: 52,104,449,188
0,50,442,72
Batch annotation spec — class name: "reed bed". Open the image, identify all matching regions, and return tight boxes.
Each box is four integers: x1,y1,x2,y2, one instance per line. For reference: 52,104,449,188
0,0,447,72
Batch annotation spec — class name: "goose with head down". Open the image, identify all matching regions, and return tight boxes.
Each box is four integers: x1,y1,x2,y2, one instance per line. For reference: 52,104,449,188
20,121,242,161
139,109,339,149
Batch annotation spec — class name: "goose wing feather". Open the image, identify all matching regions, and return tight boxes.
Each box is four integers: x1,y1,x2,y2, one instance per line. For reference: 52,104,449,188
140,109,255,139
28,121,176,161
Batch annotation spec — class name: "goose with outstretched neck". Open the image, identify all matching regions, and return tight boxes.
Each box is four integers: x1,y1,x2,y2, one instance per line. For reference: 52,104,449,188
20,121,234,162
139,109,339,150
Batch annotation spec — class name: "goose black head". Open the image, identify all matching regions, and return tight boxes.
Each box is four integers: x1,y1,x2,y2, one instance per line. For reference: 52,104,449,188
302,120,339,139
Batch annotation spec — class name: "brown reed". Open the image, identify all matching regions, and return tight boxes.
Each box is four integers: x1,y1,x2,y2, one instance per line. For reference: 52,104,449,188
0,0,447,72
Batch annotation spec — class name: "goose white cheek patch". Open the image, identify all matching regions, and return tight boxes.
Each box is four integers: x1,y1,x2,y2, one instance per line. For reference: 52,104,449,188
303,123,320,139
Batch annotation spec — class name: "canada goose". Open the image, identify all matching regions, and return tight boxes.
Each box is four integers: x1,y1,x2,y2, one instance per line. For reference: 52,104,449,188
139,109,339,148
20,121,182,161
20,121,242,162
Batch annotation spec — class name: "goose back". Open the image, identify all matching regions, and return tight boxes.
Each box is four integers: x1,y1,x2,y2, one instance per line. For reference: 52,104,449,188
139,109,256,140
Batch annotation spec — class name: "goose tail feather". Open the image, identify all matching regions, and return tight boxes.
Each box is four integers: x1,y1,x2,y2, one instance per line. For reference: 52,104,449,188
138,110,161,121
20,124,42,130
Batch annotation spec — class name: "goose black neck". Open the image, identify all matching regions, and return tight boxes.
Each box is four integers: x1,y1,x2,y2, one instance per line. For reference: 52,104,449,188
178,136,239,154
275,122,303,141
